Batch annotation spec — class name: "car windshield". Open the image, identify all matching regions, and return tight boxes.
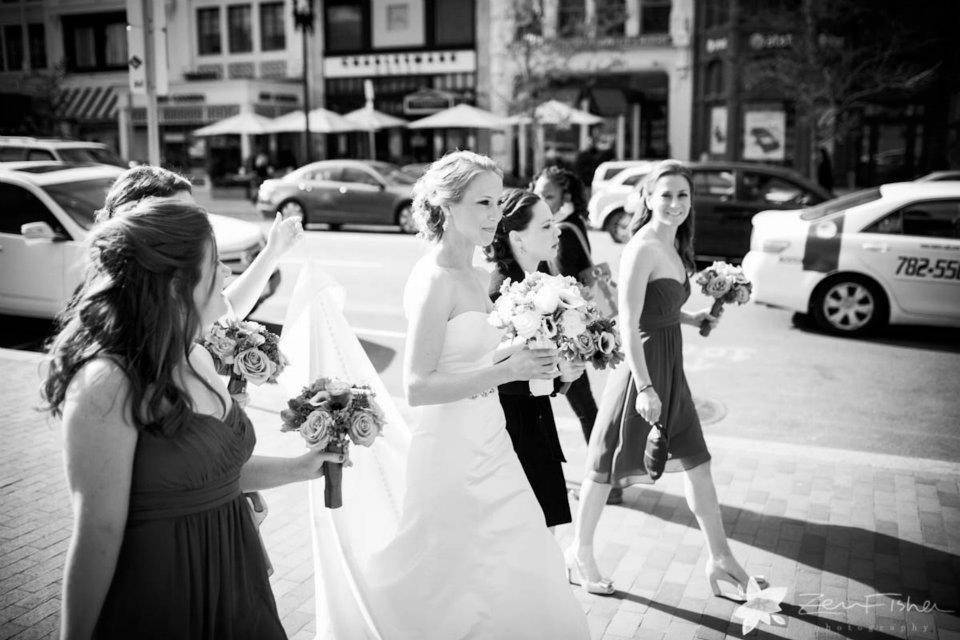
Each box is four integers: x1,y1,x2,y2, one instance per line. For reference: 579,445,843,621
367,161,416,185
800,188,882,220
42,177,116,229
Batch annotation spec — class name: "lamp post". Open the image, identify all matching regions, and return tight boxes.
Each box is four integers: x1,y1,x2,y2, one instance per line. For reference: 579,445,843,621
293,0,315,164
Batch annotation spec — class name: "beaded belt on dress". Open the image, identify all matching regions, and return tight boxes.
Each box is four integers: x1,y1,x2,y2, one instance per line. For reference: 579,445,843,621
470,388,496,399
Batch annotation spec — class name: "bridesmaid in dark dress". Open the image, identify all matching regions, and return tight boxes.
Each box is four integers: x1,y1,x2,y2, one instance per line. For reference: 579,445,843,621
486,189,586,528
566,161,766,599
42,201,345,639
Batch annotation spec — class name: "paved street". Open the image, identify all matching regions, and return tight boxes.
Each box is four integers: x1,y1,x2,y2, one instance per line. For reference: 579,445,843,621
1,194,959,639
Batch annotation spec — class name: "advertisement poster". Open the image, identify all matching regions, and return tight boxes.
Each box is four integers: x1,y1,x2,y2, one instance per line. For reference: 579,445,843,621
743,109,786,160
709,106,727,155
372,0,425,49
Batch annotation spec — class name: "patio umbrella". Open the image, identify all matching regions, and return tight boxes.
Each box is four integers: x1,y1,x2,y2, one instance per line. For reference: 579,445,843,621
266,107,356,134
407,104,510,130
507,100,604,126
192,112,276,136
344,106,407,130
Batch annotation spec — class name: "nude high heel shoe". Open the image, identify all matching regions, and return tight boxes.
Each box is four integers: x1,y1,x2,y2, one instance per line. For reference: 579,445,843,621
705,562,769,602
564,548,616,596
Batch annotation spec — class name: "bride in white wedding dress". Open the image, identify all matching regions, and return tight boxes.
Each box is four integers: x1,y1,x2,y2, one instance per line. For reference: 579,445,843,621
280,151,590,640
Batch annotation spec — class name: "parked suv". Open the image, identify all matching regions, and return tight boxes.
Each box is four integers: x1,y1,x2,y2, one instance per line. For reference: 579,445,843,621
0,162,275,319
0,136,128,167
590,161,832,263
256,159,418,233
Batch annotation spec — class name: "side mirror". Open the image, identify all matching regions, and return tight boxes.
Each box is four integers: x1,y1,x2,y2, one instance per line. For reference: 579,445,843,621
21,221,66,242
378,182,387,191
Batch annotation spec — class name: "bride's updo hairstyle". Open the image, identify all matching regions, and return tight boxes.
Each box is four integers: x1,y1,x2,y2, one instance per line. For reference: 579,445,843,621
411,150,502,241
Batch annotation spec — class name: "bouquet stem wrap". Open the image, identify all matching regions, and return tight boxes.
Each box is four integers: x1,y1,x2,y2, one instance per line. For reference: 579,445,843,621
323,441,345,509
529,378,553,397
699,299,725,337
227,374,247,396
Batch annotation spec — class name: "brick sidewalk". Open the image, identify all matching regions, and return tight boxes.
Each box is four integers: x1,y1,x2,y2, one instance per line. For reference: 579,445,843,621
2,348,959,640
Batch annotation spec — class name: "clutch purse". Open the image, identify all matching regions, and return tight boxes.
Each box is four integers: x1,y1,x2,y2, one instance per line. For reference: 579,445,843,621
244,491,274,577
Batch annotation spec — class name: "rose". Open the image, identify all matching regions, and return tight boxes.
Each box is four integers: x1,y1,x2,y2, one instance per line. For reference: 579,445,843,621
574,333,597,357
233,347,277,385
206,334,237,363
300,409,334,449
560,309,588,339
532,284,561,315
488,307,509,329
734,285,751,304
512,310,542,340
704,275,731,298
597,332,617,354
240,321,265,333
325,379,353,409
246,332,266,347
348,409,381,447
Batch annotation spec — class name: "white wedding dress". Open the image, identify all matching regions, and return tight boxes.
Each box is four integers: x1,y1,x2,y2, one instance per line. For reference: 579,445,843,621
278,264,589,640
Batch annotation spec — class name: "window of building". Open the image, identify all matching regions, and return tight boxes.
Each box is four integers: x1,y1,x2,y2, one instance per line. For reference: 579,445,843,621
435,0,474,46
197,7,221,55
641,0,671,35
557,0,585,37
28,23,45,68
260,2,285,51
62,12,127,71
596,0,626,37
227,4,253,53
705,60,724,97
325,3,365,53
703,0,728,29
3,24,23,71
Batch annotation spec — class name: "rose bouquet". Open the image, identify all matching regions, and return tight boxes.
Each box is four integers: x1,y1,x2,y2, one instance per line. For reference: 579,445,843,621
489,272,624,395
280,378,385,508
201,319,288,403
694,262,753,337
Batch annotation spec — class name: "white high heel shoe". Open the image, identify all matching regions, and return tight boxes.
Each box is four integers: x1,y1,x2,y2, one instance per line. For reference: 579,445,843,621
564,548,616,596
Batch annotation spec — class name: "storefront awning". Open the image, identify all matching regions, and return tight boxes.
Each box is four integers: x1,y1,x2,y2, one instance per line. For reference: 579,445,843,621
56,86,119,122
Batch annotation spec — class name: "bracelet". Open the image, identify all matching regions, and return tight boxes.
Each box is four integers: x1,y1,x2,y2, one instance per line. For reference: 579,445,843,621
636,383,654,393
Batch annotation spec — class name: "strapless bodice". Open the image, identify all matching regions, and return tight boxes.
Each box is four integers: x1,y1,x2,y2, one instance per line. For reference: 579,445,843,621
436,311,502,374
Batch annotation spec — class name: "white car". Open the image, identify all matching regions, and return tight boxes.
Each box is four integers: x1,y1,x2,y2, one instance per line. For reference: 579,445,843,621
0,163,271,319
0,136,128,167
743,182,960,335
587,162,656,241
590,159,655,194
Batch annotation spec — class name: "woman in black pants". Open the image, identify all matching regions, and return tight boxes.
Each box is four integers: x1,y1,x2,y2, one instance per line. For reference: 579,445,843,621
532,167,620,504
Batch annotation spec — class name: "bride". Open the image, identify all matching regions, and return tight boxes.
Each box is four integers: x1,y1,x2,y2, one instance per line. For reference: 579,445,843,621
281,151,590,640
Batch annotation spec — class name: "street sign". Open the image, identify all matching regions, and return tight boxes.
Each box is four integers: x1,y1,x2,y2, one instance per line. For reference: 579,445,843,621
125,0,146,95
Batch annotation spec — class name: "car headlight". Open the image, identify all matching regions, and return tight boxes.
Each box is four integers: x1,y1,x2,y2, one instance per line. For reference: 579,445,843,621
761,239,791,253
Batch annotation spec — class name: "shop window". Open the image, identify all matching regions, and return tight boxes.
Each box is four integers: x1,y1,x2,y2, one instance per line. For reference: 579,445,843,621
641,0,671,35
28,23,44,68
228,4,252,53
705,60,724,97
703,0,728,29
325,3,365,53
597,0,626,37
3,24,23,71
62,12,127,72
260,3,285,51
558,0,585,37
197,7,222,55
435,0,474,46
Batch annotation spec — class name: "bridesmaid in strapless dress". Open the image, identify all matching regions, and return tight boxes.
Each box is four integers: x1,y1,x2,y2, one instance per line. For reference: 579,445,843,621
42,201,343,640
567,161,768,601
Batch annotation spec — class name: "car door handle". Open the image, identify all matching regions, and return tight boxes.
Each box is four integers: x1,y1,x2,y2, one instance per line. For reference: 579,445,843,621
861,241,890,252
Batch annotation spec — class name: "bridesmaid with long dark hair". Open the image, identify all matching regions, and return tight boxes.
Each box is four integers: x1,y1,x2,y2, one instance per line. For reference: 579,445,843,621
566,161,766,598
486,189,586,528
43,201,343,639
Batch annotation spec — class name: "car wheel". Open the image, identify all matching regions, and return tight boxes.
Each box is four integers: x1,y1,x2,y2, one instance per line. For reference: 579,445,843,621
605,210,631,244
278,199,305,222
810,274,887,336
397,203,417,234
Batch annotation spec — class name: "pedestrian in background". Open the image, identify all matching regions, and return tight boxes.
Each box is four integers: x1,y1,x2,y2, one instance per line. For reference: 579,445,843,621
43,200,344,639
487,189,586,529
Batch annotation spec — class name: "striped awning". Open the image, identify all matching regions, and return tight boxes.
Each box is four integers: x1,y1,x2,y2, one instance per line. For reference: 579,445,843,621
56,86,119,122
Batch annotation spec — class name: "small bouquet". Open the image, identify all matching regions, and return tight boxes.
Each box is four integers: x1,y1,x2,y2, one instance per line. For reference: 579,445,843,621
280,378,385,508
489,272,624,395
694,262,753,337
201,319,288,403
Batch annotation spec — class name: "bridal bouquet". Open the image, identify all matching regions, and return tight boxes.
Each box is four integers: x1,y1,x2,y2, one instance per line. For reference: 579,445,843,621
489,272,623,395
280,377,385,508
201,319,288,403
694,262,753,337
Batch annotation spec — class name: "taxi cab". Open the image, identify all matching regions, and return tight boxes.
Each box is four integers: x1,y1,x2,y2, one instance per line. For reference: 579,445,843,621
743,182,960,335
